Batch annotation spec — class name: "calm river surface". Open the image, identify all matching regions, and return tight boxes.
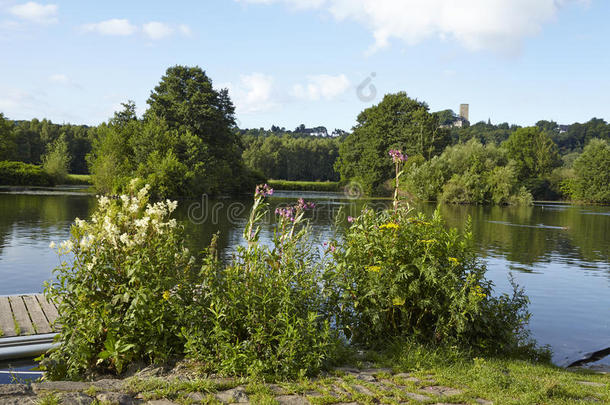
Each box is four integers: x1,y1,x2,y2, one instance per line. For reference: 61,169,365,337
0,190,608,368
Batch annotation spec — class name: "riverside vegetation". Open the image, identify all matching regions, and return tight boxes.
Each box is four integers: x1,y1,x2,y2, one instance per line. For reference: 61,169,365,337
43,152,549,380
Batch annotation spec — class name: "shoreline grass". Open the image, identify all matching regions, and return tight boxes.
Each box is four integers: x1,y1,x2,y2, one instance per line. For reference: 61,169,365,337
268,179,341,192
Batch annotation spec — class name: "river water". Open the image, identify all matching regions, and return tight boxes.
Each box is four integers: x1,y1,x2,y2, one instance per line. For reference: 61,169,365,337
0,190,608,368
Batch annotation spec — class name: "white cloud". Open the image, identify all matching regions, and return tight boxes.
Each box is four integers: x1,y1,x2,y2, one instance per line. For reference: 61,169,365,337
292,74,350,101
237,0,588,53
142,21,173,40
9,2,58,24
225,73,276,113
81,19,137,36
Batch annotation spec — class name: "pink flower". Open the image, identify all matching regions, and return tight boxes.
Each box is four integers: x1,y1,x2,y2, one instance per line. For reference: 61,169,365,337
255,184,274,198
347,216,354,223
388,149,407,163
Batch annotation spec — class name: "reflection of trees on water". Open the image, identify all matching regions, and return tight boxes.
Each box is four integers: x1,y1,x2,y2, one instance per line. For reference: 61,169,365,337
426,204,609,277
0,194,95,255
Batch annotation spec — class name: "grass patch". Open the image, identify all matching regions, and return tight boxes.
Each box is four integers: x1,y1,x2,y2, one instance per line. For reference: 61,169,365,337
268,179,341,192
62,174,92,185
36,392,61,405
105,352,608,405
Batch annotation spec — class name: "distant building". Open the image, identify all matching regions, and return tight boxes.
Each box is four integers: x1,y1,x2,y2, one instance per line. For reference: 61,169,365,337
439,104,470,129
559,125,570,134
459,104,469,121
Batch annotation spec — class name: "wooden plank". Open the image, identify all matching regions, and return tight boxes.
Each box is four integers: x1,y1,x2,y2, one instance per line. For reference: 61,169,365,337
9,296,34,335
35,294,60,331
23,295,52,334
0,296,17,337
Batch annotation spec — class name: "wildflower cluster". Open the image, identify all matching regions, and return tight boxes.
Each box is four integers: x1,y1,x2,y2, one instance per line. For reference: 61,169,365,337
255,183,274,198
388,149,408,163
275,198,315,222
43,180,196,379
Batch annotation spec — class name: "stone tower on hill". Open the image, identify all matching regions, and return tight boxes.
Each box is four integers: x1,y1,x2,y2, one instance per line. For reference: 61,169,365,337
460,104,469,121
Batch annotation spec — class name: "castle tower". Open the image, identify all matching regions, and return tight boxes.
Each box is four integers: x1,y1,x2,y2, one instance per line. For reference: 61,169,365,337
459,104,469,121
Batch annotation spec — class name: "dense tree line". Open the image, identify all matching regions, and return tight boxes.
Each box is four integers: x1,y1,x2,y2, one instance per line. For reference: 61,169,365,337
242,134,340,181
1,83,609,202
0,113,93,174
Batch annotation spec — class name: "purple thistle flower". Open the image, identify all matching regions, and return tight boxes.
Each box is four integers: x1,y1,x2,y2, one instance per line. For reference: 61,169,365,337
255,184,274,198
388,149,407,163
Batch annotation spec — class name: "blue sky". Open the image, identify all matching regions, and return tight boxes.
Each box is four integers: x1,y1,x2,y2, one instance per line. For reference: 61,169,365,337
0,0,608,131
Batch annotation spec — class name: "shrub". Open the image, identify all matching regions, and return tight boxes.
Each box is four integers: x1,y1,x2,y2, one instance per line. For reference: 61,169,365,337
42,181,197,379
42,134,71,183
182,186,338,378
403,140,532,205
0,160,55,186
568,139,610,203
325,149,537,356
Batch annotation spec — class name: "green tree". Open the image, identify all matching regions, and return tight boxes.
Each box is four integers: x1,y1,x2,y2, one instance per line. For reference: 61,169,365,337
502,127,560,187
569,139,610,203
0,113,17,161
89,66,262,197
335,92,450,194
42,134,71,182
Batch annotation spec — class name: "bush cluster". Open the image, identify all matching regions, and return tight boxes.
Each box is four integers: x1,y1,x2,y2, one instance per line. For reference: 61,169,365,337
325,208,534,355
0,160,55,186
402,139,533,205
44,175,541,380
43,181,197,379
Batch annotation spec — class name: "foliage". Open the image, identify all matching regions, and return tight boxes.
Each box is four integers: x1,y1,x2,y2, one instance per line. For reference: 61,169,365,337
88,67,263,197
325,207,534,355
0,112,17,161
0,160,54,186
335,92,451,194
567,139,610,203
242,134,340,182
451,120,517,145
42,181,197,379
402,139,532,205
501,127,560,195
42,134,71,183
183,189,338,378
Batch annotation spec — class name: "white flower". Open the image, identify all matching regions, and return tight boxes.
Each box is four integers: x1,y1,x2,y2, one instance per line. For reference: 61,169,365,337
120,195,130,204
79,235,94,250
166,199,178,213
168,219,177,228
86,263,94,271
135,216,150,228
59,240,73,253
120,233,130,245
49,241,56,249
98,196,110,207
74,218,86,228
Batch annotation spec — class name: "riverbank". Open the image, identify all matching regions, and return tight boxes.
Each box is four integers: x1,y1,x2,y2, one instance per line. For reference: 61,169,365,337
268,179,341,192
2,355,608,404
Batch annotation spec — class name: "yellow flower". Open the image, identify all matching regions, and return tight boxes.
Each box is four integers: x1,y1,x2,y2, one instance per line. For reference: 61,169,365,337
392,297,405,306
418,239,437,244
471,285,486,298
162,290,171,301
448,257,459,265
379,222,399,230
366,265,381,273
